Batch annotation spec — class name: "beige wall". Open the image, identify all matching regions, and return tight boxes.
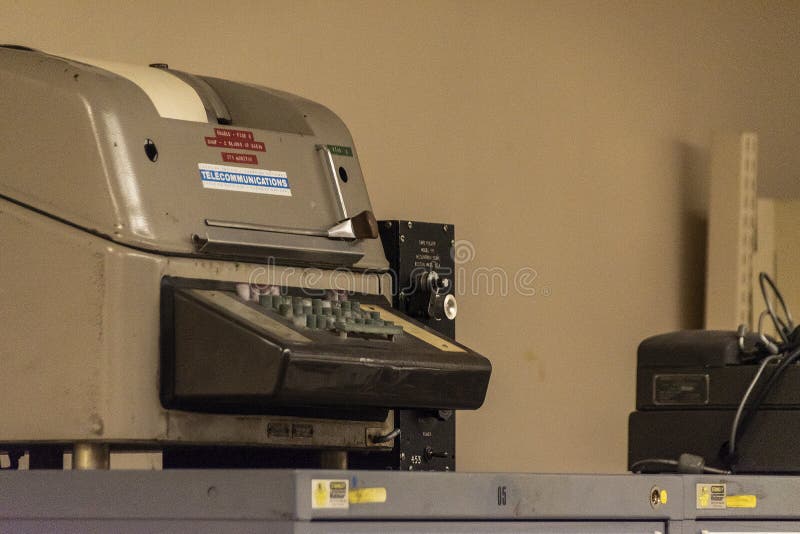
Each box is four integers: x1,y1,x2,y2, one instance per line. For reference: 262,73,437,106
774,201,800,320
2,0,800,472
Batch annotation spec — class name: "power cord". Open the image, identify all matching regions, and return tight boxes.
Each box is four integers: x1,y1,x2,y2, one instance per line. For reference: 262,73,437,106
759,272,795,344
371,428,401,444
723,344,800,468
726,353,782,459
630,454,729,474
720,273,799,470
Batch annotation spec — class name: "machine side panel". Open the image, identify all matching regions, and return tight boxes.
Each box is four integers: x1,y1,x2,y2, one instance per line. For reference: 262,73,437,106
0,197,109,439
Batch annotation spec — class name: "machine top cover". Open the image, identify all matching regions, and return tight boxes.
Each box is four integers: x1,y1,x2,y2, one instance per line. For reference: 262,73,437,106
0,47,387,269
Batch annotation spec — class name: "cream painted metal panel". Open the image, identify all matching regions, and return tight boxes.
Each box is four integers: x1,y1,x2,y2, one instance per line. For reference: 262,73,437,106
0,197,392,448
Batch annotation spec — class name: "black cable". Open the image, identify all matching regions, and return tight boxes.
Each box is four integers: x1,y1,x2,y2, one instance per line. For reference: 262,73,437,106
699,465,729,474
727,353,782,458
631,455,729,474
724,345,800,468
715,274,798,469
371,428,401,444
737,346,800,435
760,272,794,344
630,458,677,472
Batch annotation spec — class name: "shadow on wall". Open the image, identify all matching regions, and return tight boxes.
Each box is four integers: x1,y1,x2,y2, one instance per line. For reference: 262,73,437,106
677,141,709,330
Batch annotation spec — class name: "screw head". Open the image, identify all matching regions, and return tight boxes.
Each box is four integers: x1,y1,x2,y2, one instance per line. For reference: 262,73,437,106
385,221,392,228
650,487,661,508
443,225,448,231
407,221,413,228
400,235,405,243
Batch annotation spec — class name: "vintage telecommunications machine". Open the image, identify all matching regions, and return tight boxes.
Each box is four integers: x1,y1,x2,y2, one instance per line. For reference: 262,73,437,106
0,46,491,470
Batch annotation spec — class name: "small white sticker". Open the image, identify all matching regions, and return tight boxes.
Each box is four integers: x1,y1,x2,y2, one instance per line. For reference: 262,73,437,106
198,163,291,196
311,479,349,509
697,483,726,509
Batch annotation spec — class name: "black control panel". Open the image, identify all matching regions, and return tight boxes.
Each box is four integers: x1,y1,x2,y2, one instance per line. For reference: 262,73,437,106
379,220,457,338
350,221,458,471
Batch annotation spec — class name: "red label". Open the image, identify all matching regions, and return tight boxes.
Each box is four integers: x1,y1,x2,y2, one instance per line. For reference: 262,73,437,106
205,137,266,152
222,152,259,165
214,127,254,141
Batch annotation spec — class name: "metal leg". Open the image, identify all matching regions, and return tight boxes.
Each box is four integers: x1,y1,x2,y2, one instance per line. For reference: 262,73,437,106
319,450,348,469
72,443,110,470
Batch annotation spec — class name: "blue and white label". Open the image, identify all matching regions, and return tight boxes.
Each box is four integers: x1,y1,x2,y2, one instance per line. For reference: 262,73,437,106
198,163,291,196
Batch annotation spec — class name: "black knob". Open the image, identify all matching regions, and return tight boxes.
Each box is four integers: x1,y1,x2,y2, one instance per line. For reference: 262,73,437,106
424,446,450,460
436,409,454,421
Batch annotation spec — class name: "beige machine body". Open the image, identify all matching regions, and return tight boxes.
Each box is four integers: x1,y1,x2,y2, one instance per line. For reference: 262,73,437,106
1,200,392,450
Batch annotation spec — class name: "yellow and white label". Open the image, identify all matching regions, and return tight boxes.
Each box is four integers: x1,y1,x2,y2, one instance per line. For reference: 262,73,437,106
697,483,727,509
312,479,349,509
696,484,757,510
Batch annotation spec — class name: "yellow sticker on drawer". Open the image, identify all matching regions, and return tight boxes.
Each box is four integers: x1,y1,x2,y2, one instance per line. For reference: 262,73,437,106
725,494,757,508
349,487,387,504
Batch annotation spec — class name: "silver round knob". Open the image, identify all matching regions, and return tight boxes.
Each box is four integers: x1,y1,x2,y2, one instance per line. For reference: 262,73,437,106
443,294,457,320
